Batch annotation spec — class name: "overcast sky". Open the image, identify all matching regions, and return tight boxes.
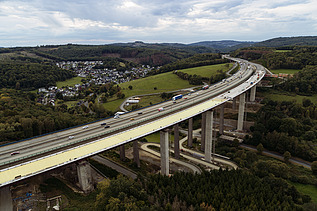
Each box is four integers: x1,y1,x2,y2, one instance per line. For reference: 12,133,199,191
1,0,316,47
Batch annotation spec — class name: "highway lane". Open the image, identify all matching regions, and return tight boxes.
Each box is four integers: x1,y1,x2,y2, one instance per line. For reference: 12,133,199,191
0,57,264,170
0,59,252,166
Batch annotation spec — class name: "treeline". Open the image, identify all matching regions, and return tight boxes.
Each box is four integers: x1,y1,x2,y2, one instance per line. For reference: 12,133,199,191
255,36,317,47
245,99,317,161
0,63,73,90
174,71,206,85
0,89,98,143
157,53,226,74
94,170,306,210
31,44,214,66
174,69,226,85
233,46,317,70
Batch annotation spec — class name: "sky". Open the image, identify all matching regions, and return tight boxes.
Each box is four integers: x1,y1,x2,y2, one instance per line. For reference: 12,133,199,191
0,0,317,47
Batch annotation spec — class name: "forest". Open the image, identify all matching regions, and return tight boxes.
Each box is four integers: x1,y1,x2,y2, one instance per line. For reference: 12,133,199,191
31,44,216,66
233,46,317,70
245,65,317,161
93,170,308,210
0,63,74,90
254,36,317,48
157,53,226,74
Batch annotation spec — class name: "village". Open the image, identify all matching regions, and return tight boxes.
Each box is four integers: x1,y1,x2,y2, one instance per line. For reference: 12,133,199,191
37,61,158,105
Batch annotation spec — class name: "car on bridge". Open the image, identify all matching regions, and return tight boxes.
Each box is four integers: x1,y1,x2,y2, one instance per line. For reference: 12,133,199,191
104,125,110,129
100,123,107,126
68,136,75,139
158,107,164,112
10,151,20,156
83,125,89,129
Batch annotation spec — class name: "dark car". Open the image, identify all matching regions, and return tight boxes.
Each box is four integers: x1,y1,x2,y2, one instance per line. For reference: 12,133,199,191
138,112,143,115
104,125,110,128
101,123,107,126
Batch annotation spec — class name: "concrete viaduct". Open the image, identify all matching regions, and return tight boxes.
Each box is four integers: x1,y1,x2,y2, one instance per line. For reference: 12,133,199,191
0,56,267,209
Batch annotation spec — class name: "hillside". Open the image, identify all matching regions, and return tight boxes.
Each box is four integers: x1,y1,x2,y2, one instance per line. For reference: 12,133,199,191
255,36,317,47
189,40,256,52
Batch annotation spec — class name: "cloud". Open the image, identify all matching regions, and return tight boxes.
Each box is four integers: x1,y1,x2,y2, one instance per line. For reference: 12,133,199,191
0,0,316,46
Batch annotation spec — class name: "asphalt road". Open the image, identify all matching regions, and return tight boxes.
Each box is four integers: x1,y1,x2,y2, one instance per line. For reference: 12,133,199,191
241,144,312,168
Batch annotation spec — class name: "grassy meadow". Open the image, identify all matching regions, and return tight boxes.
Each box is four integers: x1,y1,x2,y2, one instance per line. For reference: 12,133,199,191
56,76,83,88
261,91,317,104
271,69,300,74
180,63,233,78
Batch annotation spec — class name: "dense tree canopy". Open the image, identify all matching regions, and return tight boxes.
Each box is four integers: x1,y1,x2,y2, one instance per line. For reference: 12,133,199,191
246,99,317,161
95,170,305,210
0,63,73,90
0,89,95,144
233,46,317,70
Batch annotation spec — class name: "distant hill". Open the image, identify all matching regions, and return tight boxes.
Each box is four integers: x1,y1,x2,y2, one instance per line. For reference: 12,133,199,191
189,40,256,52
254,36,317,47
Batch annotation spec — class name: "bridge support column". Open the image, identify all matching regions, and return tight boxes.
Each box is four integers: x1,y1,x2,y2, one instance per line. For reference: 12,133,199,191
237,93,246,131
232,97,237,110
201,112,206,151
119,145,125,161
219,104,224,135
204,110,213,162
133,141,140,168
174,124,180,159
250,86,256,102
77,160,94,193
0,186,12,211
188,118,193,148
160,130,169,176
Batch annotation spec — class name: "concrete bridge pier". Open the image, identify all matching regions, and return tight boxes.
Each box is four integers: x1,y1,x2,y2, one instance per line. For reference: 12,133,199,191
232,97,237,110
237,93,246,131
160,130,169,176
204,110,213,162
201,112,206,152
187,118,193,147
77,160,94,193
174,124,180,159
219,104,224,135
119,145,125,161
133,141,140,168
250,86,256,102
0,185,12,211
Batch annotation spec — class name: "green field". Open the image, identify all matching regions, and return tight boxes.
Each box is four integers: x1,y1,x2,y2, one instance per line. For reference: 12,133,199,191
56,77,83,88
262,91,317,104
120,71,191,95
180,63,233,78
125,95,165,111
101,72,192,111
274,50,292,53
291,182,317,203
63,100,79,108
271,69,300,74
102,98,125,111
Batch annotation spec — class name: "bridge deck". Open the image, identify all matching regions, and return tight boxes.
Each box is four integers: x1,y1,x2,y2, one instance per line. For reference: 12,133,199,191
0,97,226,186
